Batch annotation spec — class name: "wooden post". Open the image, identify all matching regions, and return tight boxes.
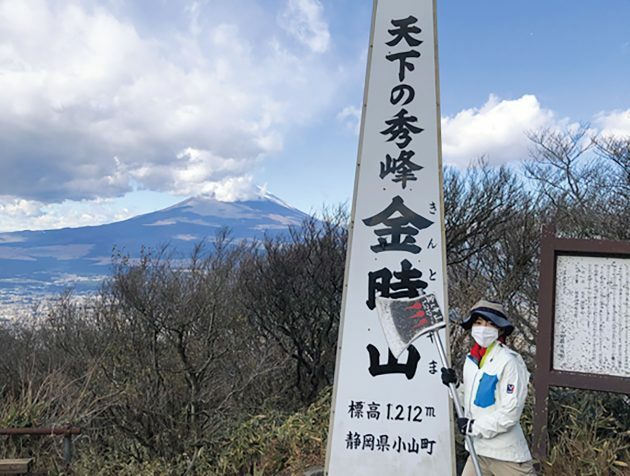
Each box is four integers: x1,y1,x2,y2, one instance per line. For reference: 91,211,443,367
532,224,555,459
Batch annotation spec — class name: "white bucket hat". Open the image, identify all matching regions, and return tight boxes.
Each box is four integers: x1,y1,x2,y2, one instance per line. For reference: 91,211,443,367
461,299,515,336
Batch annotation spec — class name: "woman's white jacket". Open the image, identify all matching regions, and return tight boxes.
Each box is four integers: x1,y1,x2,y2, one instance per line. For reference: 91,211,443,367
458,342,532,463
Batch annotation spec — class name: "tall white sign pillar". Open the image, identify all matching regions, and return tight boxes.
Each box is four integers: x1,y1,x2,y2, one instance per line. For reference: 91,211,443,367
325,0,455,474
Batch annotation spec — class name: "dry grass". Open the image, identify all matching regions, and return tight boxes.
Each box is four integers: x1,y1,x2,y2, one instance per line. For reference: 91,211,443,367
538,388,630,476
2,380,628,475
2,382,628,475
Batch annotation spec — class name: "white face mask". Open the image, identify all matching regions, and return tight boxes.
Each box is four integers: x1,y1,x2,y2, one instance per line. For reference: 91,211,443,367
471,326,499,348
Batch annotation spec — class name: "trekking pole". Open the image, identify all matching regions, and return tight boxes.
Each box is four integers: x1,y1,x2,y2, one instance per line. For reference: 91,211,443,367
432,330,483,476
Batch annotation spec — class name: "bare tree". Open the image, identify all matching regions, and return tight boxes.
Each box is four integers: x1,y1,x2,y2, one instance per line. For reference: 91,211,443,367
98,236,280,457
592,134,630,240
444,163,539,364
238,208,348,405
525,126,628,240
444,162,525,265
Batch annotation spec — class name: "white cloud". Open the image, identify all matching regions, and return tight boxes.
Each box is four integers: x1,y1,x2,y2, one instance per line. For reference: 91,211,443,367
0,0,340,208
593,109,630,138
337,105,361,135
441,94,558,166
0,195,137,232
185,1,207,36
279,0,330,53
0,198,43,219
0,186,216,232
201,175,262,202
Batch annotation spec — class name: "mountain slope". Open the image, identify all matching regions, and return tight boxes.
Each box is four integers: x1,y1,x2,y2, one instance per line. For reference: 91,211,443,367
0,194,309,303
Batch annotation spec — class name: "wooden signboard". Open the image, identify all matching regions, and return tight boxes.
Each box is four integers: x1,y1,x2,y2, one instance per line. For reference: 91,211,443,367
533,225,630,457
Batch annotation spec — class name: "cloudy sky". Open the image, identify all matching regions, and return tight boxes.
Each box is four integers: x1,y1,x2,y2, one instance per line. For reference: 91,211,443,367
1,0,629,232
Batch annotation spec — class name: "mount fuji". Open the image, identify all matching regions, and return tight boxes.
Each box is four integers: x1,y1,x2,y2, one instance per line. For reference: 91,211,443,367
0,193,310,313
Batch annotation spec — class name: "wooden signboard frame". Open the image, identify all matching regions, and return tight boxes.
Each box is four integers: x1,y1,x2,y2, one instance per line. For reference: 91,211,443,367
533,225,630,458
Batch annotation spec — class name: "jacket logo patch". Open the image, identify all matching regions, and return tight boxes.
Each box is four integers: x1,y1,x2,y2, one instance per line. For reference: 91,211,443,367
507,383,515,394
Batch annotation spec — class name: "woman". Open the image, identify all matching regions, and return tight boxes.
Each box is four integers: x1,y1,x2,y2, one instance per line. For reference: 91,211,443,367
441,300,536,476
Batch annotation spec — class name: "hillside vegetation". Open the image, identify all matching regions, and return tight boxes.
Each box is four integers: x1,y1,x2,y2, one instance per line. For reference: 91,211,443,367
0,129,628,475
